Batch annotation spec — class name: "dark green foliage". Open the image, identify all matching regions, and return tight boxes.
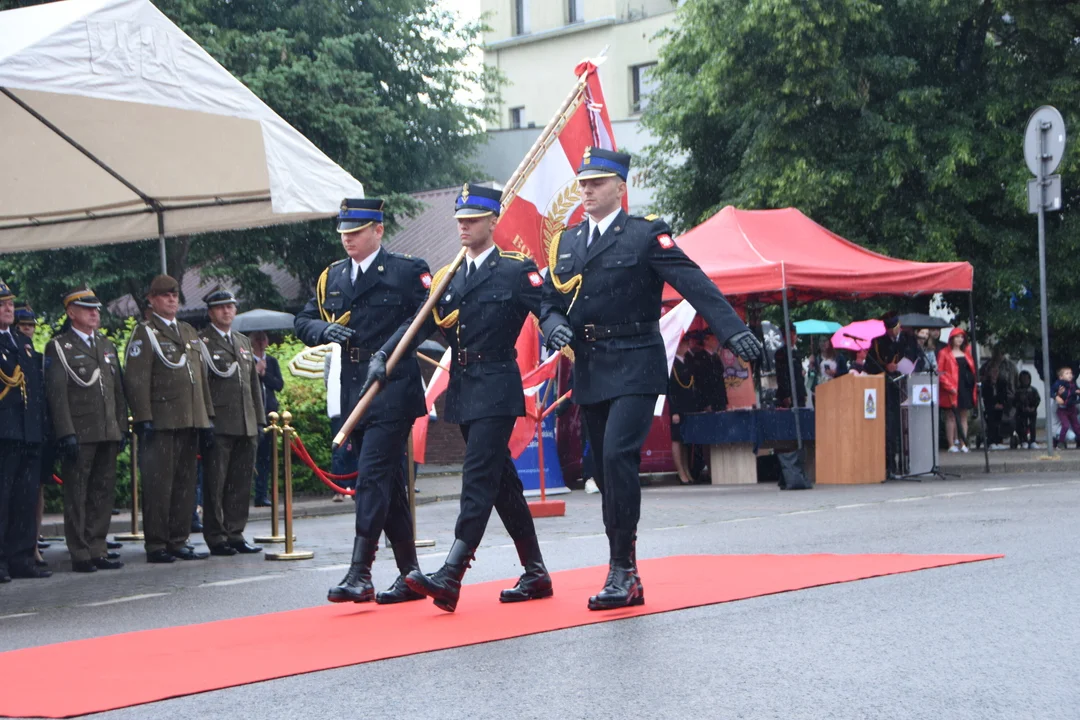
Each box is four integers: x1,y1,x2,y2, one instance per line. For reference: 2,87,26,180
644,1,1080,358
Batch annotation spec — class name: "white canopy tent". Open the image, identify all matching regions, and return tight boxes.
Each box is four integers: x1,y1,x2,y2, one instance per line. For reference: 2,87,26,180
0,0,364,270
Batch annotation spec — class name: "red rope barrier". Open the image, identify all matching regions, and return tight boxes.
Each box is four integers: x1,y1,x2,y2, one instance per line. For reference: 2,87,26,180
290,434,356,496
52,474,63,486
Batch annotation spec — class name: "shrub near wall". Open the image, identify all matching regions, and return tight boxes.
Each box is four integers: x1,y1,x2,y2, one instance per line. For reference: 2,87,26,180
269,338,335,497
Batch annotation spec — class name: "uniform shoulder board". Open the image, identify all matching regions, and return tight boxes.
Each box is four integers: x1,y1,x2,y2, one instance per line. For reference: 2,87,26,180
387,251,416,260
644,214,659,221
497,250,528,262
330,258,348,267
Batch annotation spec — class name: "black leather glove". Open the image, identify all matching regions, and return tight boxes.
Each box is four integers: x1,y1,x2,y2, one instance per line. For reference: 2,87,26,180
726,330,764,363
134,421,154,445
321,323,356,345
199,426,215,454
57,434,78,460
546,324,574,351
358,351,388,398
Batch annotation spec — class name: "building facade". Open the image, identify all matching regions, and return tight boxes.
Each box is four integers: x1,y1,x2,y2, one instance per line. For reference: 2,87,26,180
479,0,681,213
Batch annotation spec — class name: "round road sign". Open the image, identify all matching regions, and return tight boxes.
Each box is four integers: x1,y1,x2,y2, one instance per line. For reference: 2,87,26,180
1024,106,1067,177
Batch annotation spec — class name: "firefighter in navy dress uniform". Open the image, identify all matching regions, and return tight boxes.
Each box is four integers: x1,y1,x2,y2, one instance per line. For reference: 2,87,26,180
295,198,431,605
364,183,552,613
540,148,763,610
0,278,50,581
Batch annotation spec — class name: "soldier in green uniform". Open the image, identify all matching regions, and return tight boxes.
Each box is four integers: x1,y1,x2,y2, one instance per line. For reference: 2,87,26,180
197,289,264,556
123,275,214,563
45,286,127,573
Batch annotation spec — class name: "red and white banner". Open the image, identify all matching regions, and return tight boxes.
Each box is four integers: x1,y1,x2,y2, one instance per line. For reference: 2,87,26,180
412,346,451,465
494,60,627,269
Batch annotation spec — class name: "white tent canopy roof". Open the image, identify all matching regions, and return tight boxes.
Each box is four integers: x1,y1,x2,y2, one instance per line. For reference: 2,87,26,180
0,0,364,253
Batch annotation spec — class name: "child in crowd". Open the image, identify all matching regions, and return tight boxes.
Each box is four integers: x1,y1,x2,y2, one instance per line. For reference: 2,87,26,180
1050,366,1080,449
1013,370,1042,449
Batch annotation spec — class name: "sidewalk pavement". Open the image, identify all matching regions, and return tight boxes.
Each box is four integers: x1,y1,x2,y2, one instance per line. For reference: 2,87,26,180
37,450,1080,540
39,466,466,540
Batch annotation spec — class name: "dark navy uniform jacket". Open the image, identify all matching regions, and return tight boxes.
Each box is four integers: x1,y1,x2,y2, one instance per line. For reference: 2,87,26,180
383,250,542,425
540,210,748,406
295,247,430,426
0,330,45,444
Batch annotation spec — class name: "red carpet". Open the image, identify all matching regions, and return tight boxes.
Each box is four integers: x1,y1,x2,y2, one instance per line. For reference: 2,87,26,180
0,553,1000,718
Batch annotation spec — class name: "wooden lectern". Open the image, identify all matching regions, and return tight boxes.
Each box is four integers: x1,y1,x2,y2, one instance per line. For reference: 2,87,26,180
815,374,886,484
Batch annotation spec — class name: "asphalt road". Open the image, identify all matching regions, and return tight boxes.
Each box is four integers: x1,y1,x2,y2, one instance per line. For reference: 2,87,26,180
2,473,1078,720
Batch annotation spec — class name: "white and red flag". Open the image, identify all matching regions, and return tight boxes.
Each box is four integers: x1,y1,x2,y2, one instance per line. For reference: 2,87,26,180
413,60,626,462
494,59,628,269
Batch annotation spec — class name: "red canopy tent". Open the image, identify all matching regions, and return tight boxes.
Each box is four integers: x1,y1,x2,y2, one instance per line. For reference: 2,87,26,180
656,205,980,471
662,206,973,303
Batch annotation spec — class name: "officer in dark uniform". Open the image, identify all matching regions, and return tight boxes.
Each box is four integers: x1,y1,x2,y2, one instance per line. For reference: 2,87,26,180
198,290,265,556
295,198,430,605
866,311,907,474
540,148,763,610
46,286,127,573
366,183,552,613
124,275,215,563
667,334,698,485
775,325,807,408
0,279,51,581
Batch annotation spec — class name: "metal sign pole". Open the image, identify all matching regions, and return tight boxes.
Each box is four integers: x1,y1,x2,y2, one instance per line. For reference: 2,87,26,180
1036,125,1055,455
1025,106,1066,455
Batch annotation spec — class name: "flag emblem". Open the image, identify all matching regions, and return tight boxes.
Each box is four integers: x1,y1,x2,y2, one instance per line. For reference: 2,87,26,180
657,233,674,249
420,273,432,289
528,272,543,287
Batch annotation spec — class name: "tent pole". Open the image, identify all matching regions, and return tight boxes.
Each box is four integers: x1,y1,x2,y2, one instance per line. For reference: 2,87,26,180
158,212,167,275
968,293,989,473
781,287,803,450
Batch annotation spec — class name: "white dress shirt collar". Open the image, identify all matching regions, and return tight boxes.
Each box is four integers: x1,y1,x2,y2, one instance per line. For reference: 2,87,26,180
73,327,94,346
466,244,497,272
213,325,232,343
350,247,382,282
153,313,177,330
587,207,622,241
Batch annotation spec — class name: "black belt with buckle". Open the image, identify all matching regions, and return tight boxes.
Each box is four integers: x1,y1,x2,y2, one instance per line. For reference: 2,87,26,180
345,347,377,363
579,321,659,342
456,348,518,366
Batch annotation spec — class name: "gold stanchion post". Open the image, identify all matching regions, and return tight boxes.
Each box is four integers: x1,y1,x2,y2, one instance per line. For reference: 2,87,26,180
409,432,435,548
255,412,288,544
266,411,313,561
114,416,144,542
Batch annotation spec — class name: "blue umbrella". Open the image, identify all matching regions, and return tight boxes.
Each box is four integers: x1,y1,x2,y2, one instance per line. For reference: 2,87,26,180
794,319,842,335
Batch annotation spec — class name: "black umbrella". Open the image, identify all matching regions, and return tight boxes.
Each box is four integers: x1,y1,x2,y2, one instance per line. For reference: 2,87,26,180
897,313,951,329
232,309,296,333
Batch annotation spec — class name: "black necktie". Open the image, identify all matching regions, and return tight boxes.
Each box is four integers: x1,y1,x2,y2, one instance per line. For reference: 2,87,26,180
465,261,474,282
590,225,601,248
1,331,13,350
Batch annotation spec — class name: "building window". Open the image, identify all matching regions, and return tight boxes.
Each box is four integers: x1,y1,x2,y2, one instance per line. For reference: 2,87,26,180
513,0,529,36
509,107,525,129
568,0,584,24
631,63,659,113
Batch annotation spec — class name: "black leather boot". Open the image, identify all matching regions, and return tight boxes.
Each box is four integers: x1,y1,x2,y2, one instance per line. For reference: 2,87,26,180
500,535,553,603
375,538,424,604
588,530,644,611
327,536,376,603
404,538,474,613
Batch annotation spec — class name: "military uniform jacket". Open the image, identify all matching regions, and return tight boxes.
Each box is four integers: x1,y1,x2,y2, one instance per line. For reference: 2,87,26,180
295,248,430,425
45,329,125,443
0,329,45,444
540,210,749,406
383,250,542,425
198,328,265,437
123,315,214,430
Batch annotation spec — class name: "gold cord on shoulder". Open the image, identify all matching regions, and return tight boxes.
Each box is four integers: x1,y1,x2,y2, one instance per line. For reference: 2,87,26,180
0,364,25,404
316,266,351,327
429,265,459,328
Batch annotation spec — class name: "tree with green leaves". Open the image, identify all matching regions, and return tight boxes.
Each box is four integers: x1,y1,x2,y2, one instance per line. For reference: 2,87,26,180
0,0,495,324
644,0,1080,359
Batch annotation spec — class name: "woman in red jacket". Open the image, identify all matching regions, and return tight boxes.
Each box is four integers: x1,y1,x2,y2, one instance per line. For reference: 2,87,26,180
938,328,977,452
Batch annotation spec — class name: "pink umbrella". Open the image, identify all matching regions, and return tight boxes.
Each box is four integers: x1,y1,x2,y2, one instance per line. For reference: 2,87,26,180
831,319,886,352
